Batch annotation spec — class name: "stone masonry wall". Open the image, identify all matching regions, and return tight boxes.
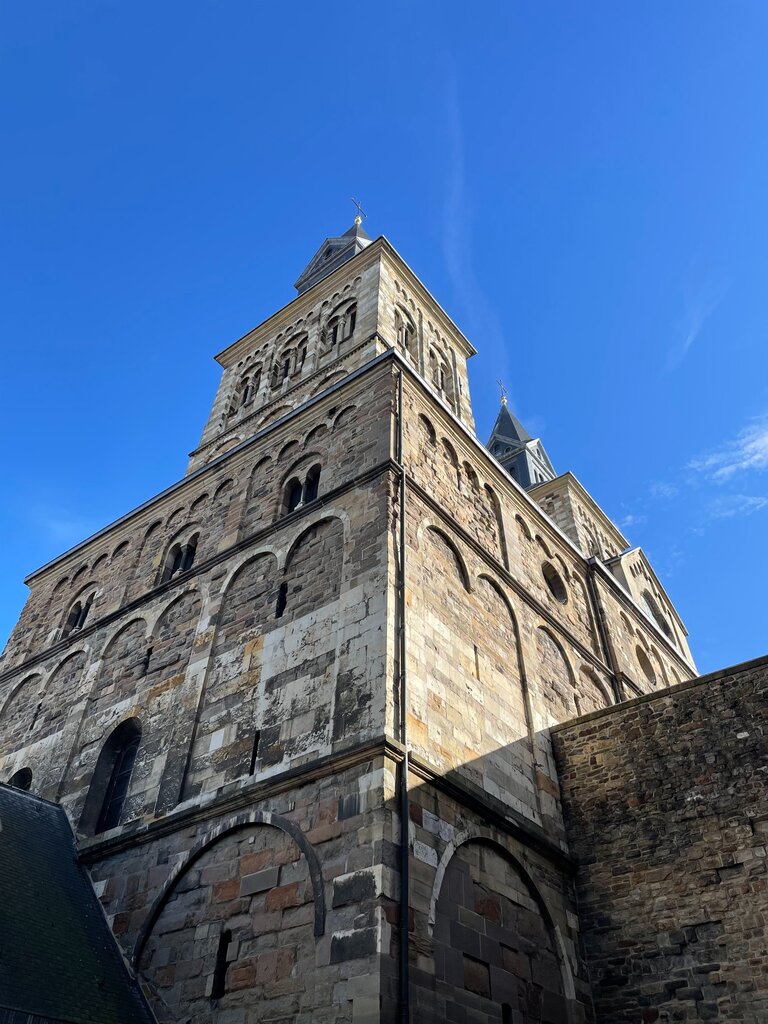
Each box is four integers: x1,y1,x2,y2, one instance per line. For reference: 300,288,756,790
0,364,397,822
84,755,400,1024
552,655,768,1024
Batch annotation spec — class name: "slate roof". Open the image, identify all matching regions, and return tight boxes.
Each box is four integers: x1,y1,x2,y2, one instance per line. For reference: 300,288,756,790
0,784,156,1024
294,219,372,294
488,403,533,447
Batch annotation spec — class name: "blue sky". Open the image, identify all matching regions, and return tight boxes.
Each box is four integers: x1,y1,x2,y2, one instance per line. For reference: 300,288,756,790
1,1,767,674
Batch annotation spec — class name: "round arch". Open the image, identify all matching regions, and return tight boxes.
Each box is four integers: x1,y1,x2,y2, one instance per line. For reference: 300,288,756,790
416,520,472,592
132,809,326,966
536,623,577,687
427,829,577,1003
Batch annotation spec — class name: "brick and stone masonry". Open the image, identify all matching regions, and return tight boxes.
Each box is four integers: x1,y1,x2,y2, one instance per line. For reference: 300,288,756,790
0,221,727,1023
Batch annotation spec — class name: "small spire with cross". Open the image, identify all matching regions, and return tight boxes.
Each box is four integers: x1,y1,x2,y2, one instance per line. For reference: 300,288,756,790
351,197,367,226
497,379,508,406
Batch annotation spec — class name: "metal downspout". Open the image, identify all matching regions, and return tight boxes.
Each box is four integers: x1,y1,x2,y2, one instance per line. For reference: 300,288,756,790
396,368,410,1023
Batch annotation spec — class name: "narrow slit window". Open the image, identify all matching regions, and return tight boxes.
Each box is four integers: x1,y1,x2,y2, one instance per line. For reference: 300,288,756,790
249,730,261,774
210,929,232,1000
141,646,153,677
275,582,287,619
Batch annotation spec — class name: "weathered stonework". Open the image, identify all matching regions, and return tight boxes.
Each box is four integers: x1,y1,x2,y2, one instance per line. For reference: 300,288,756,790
553,656,768,1023
0,224,707,1022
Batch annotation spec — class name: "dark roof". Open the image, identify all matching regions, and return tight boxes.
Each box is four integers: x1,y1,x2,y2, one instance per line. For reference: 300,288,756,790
294,219,373,294
0,785,156,1024
487,403,533,446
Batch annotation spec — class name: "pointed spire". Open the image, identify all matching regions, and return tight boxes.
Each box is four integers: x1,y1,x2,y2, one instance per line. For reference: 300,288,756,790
486,400,555,490
489,403,533,446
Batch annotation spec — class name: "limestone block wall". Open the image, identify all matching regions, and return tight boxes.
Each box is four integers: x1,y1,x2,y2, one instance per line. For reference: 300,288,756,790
1,363,395,671
83,755,399,1024
530,477,625,562
189,236,477,477
376,251,476,430
552,655,768,1024
189,251,385,472
399,379,693,714
593,574,690,695
0,365,398,828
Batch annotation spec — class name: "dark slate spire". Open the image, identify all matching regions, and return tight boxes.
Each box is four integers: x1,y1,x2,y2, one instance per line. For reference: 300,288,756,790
486,399,556,490
294,218,373,295
488,403,533,445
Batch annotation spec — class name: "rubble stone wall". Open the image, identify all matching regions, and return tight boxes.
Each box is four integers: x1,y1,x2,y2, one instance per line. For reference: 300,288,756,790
552,655,768,1024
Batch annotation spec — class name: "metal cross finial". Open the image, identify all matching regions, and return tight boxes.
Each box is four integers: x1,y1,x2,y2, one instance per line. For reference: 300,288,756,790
497,379,508,406
351,197,367,226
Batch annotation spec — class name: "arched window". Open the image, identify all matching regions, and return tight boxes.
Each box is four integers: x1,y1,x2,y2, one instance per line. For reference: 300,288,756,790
285,478,303,514
180,533,199,573
62,593,94,637
636,646,657,687
643,590,674,641
81,718,142,834
8,767,32,791
342,304,356,339
159,532,199,584
282,465,321,515
304,464,321,503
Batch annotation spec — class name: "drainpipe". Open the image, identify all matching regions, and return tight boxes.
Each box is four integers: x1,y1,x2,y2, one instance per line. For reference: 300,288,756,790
395,367,410,1023
586,559,624,703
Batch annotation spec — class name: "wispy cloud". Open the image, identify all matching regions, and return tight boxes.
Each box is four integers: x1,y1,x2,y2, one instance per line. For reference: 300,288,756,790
666,278,730,371
689,416,768,482
706,494,768,519
443,73,508,388
618,512,647,530
649,481,679,500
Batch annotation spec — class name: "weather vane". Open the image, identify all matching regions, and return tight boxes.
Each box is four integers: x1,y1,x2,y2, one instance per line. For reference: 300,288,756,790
496,379,508,406
351,197,367,226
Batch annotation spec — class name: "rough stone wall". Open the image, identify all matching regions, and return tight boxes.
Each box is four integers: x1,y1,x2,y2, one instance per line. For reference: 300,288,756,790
402,777,594,1023
0,363,394,673
0,366,396,817
376,252,476,430
552,656,768,1024
85,756,399,1024
189,254,384,472
399,383,692,719
189,239,476,477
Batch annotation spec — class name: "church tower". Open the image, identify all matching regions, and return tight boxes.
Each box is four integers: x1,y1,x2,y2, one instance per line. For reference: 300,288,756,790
0,220,696,1023
486,399,557,489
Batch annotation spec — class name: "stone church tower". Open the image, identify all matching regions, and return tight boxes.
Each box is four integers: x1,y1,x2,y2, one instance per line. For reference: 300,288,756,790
0,220,696,1023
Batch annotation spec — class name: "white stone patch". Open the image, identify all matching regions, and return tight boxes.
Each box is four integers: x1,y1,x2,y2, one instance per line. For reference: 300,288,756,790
209,728,226,752
413,840,438,867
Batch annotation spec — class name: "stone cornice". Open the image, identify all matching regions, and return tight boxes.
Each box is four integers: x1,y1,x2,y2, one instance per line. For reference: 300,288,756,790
77,733,574,873
23,353,397,586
